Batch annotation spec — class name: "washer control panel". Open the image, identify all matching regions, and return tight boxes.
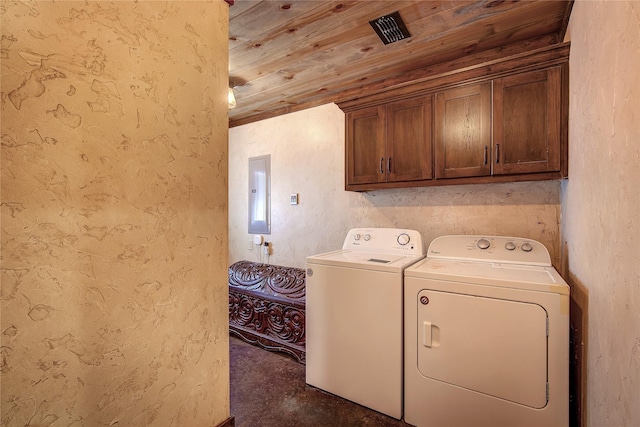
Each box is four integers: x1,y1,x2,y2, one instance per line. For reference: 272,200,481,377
343,228,424,256
428,235,551,266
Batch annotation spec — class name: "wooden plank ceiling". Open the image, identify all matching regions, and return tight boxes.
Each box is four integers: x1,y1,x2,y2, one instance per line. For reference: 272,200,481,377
228,0,573,127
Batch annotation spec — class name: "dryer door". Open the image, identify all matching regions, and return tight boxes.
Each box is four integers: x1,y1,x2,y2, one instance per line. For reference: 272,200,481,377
417,289,548,408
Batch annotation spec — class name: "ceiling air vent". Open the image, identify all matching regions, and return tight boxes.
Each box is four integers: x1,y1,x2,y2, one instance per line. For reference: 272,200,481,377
369,11,411,45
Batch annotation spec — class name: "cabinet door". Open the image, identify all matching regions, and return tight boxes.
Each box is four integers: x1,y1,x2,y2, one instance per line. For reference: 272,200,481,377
493,68,561,175
346,106,386,185
386,96,433,183
435,83,491,178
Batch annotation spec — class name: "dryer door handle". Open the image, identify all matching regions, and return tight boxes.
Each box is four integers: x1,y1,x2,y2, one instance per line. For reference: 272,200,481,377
423,321,433,348
423,321,440,348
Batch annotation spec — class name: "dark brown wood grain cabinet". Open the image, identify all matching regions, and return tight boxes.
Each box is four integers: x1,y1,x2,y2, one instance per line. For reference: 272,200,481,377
346,96,432,189
434,67,562,179
346,106,386,185
435,83,491,179
340,43,569,191
493,67,562,175
386,97,433,183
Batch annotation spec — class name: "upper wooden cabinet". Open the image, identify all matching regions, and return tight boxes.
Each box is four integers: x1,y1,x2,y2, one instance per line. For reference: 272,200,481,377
435,83,492,179
339,43,569,191
346,96,432,189
386,97,433,183
346,106,386,185
435,67,562,179
493,67,562,175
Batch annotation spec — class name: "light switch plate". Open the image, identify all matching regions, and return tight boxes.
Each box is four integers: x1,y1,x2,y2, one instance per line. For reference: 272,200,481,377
290,193,299,205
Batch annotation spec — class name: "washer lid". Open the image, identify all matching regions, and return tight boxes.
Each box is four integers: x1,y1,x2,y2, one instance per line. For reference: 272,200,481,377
306,249,424,273
405,258,569,295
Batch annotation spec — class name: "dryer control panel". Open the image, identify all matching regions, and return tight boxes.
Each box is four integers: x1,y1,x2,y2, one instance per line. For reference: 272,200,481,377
342,228,424,256
427,235,551,266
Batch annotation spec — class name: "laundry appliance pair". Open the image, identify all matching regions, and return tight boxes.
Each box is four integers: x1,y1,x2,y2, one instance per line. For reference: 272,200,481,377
306,228,569,427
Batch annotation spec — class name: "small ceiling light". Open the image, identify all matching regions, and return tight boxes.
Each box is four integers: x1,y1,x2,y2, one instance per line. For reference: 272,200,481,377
228,87,236,109
369,11,411,45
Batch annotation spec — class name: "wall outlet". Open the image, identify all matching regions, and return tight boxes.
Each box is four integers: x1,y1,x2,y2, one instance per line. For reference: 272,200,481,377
248,238,253,250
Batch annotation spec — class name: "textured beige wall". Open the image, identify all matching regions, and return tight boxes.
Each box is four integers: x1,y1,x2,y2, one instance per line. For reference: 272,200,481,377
562,2,640,426
1,2,230,426
229,103,561,269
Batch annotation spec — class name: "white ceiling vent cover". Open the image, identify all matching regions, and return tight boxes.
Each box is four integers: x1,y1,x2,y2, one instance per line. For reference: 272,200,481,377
369,11,411,45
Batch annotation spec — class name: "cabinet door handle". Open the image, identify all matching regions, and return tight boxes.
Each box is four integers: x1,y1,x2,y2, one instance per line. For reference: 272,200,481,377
483,146,488,165
495,144,500,164
387,157,392,173
379,157,384,174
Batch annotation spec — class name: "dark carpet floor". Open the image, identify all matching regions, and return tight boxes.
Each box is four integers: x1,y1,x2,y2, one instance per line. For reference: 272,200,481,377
230,336,411,427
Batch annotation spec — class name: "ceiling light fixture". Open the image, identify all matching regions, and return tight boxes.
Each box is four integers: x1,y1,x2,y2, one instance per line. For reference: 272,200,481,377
228,87,236,109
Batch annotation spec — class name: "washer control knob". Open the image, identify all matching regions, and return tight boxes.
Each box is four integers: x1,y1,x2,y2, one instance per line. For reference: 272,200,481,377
477,238,491,250
505,241,516,251
397,233,410,246
353,233,361,241
521,242,533,252
363,234,371,241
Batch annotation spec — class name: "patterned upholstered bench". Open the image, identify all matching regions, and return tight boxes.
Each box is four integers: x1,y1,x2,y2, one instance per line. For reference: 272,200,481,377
228,260,306,363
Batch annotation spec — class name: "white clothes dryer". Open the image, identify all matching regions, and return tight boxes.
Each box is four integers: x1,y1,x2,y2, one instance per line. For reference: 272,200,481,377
306,228,425,419
404,235,569,427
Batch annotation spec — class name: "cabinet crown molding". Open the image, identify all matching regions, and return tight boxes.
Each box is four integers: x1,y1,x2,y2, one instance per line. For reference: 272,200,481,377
338,42,570,113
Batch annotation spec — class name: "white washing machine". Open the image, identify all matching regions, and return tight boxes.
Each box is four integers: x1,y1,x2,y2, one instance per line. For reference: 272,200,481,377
404,235,569,427
306,228,425,419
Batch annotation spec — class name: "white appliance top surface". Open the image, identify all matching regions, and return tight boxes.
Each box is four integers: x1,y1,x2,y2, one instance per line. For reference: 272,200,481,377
405,235,569,294
307,249,424,272
306,228,426,273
